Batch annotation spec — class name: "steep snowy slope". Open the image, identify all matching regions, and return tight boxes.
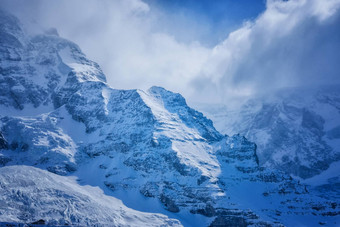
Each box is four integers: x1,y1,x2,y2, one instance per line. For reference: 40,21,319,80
196,86,340,180
0,10,339,226
0,165,181,226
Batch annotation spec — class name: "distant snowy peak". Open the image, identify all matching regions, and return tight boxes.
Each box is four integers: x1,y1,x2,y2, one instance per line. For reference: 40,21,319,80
197,85,340,179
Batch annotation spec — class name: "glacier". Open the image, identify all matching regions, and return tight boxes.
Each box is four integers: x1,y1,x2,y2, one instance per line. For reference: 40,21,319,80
0,165,181,226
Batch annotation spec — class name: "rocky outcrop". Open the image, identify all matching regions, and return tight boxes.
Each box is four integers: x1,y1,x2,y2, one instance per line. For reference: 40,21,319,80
0,132,8,150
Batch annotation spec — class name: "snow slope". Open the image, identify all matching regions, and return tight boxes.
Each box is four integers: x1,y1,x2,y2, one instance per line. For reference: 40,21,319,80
0,165,181,226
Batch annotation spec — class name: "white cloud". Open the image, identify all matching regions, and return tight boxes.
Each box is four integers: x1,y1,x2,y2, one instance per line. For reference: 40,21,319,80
2,0,209,98
194,0,340,102
2,0,340,104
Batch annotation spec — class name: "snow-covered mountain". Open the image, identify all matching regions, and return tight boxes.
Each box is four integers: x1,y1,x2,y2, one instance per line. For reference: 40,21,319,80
196,87,340,180
0,10,339,226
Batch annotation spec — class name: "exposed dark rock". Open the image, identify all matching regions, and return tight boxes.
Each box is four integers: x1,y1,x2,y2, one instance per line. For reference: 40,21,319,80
160,194,180,213
140,182,159,198
47,165,75,176
190,204,215,217
197,175,210,185
31,219,45,225
0,132,8,149
209,215,247,227
104,181,116,191
0,156,11,166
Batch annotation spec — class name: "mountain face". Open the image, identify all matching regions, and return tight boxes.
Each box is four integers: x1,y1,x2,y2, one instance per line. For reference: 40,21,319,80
0,11,339,226
196,87,340,180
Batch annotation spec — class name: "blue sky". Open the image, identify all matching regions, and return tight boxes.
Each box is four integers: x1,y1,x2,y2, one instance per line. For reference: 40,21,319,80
147,0,265,24
145,0,266,45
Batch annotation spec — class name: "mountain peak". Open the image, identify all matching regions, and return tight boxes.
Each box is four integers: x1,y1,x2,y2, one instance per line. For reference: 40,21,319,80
0,10,106,112
1,10,339,227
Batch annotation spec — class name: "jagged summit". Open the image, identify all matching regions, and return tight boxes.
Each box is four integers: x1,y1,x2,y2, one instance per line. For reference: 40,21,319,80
0,9,25,44
0,11,339,227
0,9,105,112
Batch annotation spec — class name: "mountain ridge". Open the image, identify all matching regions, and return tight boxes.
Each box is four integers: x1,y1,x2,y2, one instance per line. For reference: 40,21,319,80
0,10,339,226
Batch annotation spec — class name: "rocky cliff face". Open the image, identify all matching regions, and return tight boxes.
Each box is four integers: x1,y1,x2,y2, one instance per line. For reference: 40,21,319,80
0,10,339,226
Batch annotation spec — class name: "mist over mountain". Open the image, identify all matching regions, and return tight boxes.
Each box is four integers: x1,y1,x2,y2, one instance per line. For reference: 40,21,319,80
0,1,340,226
196,86,340,179
2,0,340,104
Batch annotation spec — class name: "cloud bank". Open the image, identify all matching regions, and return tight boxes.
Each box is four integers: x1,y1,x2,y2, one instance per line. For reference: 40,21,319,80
2,0,340,104
1,0,210,98
196,0,340,102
